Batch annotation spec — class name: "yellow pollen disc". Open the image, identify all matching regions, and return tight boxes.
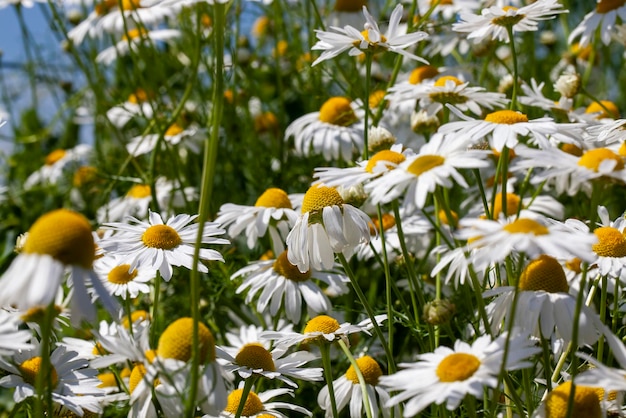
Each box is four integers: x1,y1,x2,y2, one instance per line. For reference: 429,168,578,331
566,257,582,274
492,192,521,218
409,65,439,85
201,14,212,28
165,123,184,137
585,100,620,119
97,372,117,388
121,0,141,10
619,141,626,157
318,97,359,127
73,166,98,188
345,356,383,385
128,88,149,104
254,112,279,133
157,317,215,363
407,155,445,177
491,6,524,26
141,224,182,250
252,16,270,38
274,40,288,57
23,209,95,268
145,349,158,363
122,28,147,41
369,90,387,109
437,209,458,226
434,75,463,87
21,305,62,323
225,389,264,416
359,29,387,44
45,149,67,166
234,343,276,371
107,264,138,284
560,143,583,157
19,357,58,388
365,150,406,173
503,218,549,235
120,367,131,378
303,315,341,334
485,110,529,124
545,381,601,418
94,0,116,15
128,364,146,394
126,184,151,198
597,0,626,14
431,0,453,4
436,352,481,382
122,310,151,328
368,213,396,235
92,342,108,355
592,226,626,257
259,250,274,261
301,185,344,214
254,188,292,209
518,255,569,293
333,0,366,12
273,250,311,282
577,148,624,172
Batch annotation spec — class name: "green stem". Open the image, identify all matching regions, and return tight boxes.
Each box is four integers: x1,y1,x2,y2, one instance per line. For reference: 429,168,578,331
150,272,161,347
506,25,519,110
234,377,256,418
363,53,372,160
320,343,340,418
337,339,373,418
375,203,394,372
34,302,55,418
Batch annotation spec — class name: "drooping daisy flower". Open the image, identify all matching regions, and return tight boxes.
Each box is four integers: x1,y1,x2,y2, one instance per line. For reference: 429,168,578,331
106,88,155,128
93,255,154,299
126,123,204,157
215,187,299,256
439,106,584,152
532,381,606,418
379,333,540,416
318,355,398,418
484,255,604,347
286,184,372,273
0,310,33,357
569,0,626,47
452,0,567,43
0,209,119,325
365,133,490,210
285,96,365,161
0,345,106,416
101,210,228,281
211,387,312,417
311,4,429,66
232,249,349,323
96,28,181,65
25,144,92,189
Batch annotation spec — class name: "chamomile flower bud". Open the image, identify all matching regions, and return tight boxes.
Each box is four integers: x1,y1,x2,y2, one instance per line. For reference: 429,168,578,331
554,73,581,98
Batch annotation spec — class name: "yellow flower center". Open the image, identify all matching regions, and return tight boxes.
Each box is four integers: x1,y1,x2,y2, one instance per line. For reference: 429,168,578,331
225,389,264,416
23,209,95,268
157,317,215,363
436,352,481,382
560,143,583,157
252,16,270,38
97,372,117,388
318,97,359,127
45,149,67,166
234,343,276,371
369,90,387,109
254,188,292,209
301,185,344,214
593,226,626,257
107,263,138,284
492,192,521,218
365,150,406,173
484,109,529,124
409,65,439,85
144,349,158,363
545,381,601,418
92,342,108,355
585,100,620,119
273,250,311,281
437,209,458,226
122,310,151,328
141,225,182,250
20,305,62,324
369,213,396,235
73,166,98,188
359,30,387,45
303,315,341,343
345,356,383,385
619,141,626,157
95,0,140,14
434,75,463,87
491,6,524,26
165,123,184,137
597,0,626,14
518,254,569,293
503,218,549,235
407,155,445,177
333,0,366,12
126,184,151,198
19,357,58,388
577,148,625,172
254,112,279,134
128,88,149,104
566,257,582,274
431,0,453,4
128,364,160,394
122,27,147,41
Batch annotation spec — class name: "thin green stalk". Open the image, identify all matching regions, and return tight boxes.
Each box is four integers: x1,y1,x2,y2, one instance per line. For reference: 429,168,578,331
506,25,519,110
234,377,256,418
375,203,394,372
34,302,55,418
597,275,608,362
150,273,161,347
320,343,340,418
363,53,372,160
565,269,589,418
337,339,373,418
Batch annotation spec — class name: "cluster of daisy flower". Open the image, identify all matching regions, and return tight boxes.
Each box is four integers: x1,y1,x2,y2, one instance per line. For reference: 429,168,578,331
5,0,626,416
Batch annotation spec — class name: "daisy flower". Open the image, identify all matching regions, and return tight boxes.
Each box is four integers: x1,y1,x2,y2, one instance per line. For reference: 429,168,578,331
439,105,585,152
586,118,626,145
216,326,323,387
106,88,155,128
232,249,349,323
318,355,398,418
126,123,204,157
285,96,365,161
311,4,428,66
417,0,482,21
0,209,119,325
101,210,228,281
210,387,312,417
576,325,626,393
365,132,490,210
388,75,509,117
379,333,540,416
0,310,34,357
569,0,626,47
24,144,92,189
96,27,181,65
484,255,605,347
214,187,299,256
286,184,372,273
0,345,106,416
452,0,567,44
93,254,153,299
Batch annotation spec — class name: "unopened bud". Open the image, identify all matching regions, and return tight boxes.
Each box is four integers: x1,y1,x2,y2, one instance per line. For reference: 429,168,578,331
368,126,396,153
423,299,456,325
411,109,439,134
15,233,28,253
554,73,580,99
